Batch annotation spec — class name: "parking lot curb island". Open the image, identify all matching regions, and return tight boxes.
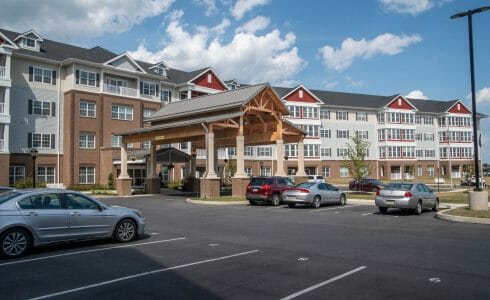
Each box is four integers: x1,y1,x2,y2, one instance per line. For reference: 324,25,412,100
186,198,249,205
436,210,490,225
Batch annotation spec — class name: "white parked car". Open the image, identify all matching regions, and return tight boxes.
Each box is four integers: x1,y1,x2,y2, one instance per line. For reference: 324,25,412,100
307,175,325,183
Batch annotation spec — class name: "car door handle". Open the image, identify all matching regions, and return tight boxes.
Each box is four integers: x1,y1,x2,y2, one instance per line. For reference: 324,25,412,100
27,212,38,216
70,212,81,216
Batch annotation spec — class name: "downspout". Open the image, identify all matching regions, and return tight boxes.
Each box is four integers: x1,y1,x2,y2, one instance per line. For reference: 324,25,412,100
57,63,61,185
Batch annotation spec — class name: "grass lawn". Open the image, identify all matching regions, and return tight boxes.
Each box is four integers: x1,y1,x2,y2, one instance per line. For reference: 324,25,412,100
346,192,375,200
445,207,490,219
193,196,246,202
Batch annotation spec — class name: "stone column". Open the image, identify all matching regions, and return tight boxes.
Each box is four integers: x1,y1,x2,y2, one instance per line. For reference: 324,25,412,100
117,143,132,196
275,139,286,176
295,138,307,183
232,134,249,198
145,143,160,194
201,126,220,199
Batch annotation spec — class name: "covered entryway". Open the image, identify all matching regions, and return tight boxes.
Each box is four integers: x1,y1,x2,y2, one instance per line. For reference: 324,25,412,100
115,84,306,198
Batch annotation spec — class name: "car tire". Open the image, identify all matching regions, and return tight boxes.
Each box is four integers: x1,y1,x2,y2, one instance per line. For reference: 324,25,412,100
339,194,346,206
378,207,388,214
414,201,423,215
249,200,257,206
288,203,296,208
0,228,31,258
114,219,137,243
311,196,321,209
432,199,439,212
271,194,281,206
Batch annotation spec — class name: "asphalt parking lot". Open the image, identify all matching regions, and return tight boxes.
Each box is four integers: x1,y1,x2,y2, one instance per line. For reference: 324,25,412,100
2,195,490,300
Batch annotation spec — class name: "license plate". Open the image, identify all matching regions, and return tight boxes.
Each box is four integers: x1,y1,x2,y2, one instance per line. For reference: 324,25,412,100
386,200,395,205
253,189,258,192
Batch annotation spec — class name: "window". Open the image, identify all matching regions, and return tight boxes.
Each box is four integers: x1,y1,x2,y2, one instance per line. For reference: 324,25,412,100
401,113,414,124
337,130,349,139
320,129,331,138
424,133,435,141
285,144,297,157
30,67,54,84
417,166,423,177
320,109,330,119
24,38,36,49
379,147,386,158
161,90,172,102
143,108,156,118
288,106,301,118
322,167,330,178
337,148,348,157
303,125,319,137
416,133,423,141
29,99,54,116
424,117,434,125
378,129,386,141
402,147,414,158
260,167,271,177
427,166,435,176
340,167,349,178
9,166,25,186
245,167,252,176
244,146,253,156
111,135,122,147
416,149,424,157
356,112,368,121
258,146,272,157
377,112,385,124
23,194,62,210
438,117,446,126
227,147,236,157
304,144,319,157
320,147,331,157
65,193,99,209
30,133,53,149
140,81,158,96
112,104,133,121
179,91,188,100
207,73,212,83
387,112,400,123
388,146,401,158
303,107,318,119
142,141,151,149
336,111,348,120
79,133,95,149
401,129,414,140
80,101,96,117
37,166,55,184
299,89,304,98
356,130,368,139
425,149,436,157
77,70,98,87
79,166,95,184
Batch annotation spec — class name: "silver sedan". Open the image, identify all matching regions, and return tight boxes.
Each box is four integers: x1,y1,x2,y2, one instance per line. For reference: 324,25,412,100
375,182,439,215
0,189,146,258
282,182,347,208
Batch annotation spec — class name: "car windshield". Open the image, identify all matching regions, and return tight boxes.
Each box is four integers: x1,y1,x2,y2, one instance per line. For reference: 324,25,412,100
384,183,413,191
295,182,315,188
0,191,22,205
250,178,267,185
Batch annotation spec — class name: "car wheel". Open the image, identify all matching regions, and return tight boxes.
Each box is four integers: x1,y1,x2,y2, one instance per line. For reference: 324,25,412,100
414,201,423,215
311,196,321,209
378,207,388,214
1,228,31,258
249,200,257,206
432,199,439,212
271,194,281,206
114,219,137,242
339,194,346,206
288,203,296,208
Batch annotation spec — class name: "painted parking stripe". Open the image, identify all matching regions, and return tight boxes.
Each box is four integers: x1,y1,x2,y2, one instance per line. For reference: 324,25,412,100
29,249,259,300
0,237,186,267
362,212,374,216
280,266,367,300
309,204,361,213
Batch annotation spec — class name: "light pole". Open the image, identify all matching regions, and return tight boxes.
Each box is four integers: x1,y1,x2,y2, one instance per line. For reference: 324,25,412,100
30,148,38,188
451,6,490,191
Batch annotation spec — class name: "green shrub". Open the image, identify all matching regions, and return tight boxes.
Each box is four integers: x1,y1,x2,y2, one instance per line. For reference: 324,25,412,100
13,177,47,189
132,189,146,195
67,184,93,191
108,173,114,190
167,180,182,190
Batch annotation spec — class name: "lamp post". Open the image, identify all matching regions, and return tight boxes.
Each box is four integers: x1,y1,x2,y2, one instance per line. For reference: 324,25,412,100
30,148,38,188
259,161,264,176
284,154,289,177
451,6,490,192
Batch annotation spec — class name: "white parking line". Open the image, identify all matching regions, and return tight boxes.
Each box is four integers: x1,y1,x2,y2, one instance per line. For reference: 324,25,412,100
309,204,361,213
280,266,367,300
362,212,374,216
0,237,186,267
29,249,260,300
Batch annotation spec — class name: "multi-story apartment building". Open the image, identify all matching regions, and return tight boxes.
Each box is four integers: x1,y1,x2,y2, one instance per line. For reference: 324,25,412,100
0,28,485,187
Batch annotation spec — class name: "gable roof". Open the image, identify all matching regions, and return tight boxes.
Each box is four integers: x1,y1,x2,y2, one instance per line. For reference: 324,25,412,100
14,29,43,41
104,52,146,73
384,95,417,110
281,84,323,103
0,31,18,49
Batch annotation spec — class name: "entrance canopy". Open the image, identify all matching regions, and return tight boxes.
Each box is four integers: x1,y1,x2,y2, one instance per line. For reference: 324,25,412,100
112,147,190,167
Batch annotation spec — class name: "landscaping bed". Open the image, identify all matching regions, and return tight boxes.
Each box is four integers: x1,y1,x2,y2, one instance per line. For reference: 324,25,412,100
444,207,490,219
438,191,490,204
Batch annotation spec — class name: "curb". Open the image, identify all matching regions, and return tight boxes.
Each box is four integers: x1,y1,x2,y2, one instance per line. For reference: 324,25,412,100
185,198,248,205
436,210,490,225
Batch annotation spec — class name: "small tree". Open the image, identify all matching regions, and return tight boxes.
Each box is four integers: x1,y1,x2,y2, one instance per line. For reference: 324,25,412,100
107,173,114,190
341,135,370,182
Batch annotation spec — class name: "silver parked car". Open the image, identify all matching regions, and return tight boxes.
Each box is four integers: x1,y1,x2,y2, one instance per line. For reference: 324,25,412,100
0,189,146,258
375,182,439,215
282,182,347,208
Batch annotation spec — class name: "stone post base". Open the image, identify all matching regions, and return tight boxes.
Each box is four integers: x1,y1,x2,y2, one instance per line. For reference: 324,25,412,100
469,191,489,211
200,178,220,199
145,177,161,194
294,175,309,184
117,178,132,196
232,177,250,198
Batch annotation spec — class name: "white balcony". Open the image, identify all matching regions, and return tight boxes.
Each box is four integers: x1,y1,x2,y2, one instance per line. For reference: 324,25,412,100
404,173,414,180
0,103,4,114
391,173,402,180
103,84,138,98
196,149,206,159
0,66,5,78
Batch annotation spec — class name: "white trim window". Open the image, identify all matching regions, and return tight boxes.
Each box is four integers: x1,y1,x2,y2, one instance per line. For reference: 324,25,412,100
320,129,331,138
322,167,331,178
285,144,297,157
340,167,349,178
287,106,301,118
37,166,55,184
31,67,53,84
303,107,318,119
141,81,158,97
356,130,368,139
337,148,348,157
320,147,331,157
112,104,133,121
161,90,172,102
425,149,436,157
336,111,348,120
79,166,95,184
303,125,319,137
427,166,435,176
337,130,349,139
31,133,53,148
356,112,368,121
30,99,53,116
111,135,122,147
80,101,96,118
304,144,319,157
258,146,272,157
9,166,25,186
143,108,156,119
244,146,253,156
24,37,36,49
142,141,151,149
416,149,424,157
245,167,252,176
79,133,95,149
417,166,423,177
78,70,98,87
320,108,330,119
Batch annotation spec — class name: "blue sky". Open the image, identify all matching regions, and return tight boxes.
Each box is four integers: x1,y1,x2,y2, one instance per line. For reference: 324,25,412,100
1,0,489,160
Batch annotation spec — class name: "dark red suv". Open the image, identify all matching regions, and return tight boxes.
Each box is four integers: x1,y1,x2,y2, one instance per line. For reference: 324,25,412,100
246,176,294,206
348,178,385,192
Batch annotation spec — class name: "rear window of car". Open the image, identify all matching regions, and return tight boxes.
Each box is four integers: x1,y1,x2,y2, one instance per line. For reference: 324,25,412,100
0,191,22,205
295,182,315,188
384,183,413,190
250,178,266,185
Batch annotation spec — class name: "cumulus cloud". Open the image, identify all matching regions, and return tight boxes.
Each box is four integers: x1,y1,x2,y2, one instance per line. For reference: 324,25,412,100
467,87,490,104
379,0,451,16
236,16,270,34
318,33,422,71
231,0,270,20
405,90,429,99
129,11,306,84
0,0,174,41
194,0,217,16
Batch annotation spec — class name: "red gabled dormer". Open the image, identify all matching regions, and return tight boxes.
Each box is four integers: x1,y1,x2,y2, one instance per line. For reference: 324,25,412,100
386,95,416,110
447,101,471,114
191,69,227,91
283,85,322,103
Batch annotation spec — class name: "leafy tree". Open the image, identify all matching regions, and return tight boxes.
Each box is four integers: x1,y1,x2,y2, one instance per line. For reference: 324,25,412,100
341,135,370,182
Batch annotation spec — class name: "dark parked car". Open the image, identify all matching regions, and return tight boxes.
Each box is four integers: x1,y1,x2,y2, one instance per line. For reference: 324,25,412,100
246,176,294,206
0,187,14,193
349,178,384,192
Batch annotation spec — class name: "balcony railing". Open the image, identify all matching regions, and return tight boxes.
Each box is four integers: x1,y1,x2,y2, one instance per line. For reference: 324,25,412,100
103,84,138,97
0,103,4,114
0,139,4,152
0,66,6,78
391,173,402,180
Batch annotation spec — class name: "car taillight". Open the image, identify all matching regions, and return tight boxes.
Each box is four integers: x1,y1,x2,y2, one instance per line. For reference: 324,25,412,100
261,185,271,193
298,188,310,193
375,189,380,196
404,191,412,197
246,184,251,191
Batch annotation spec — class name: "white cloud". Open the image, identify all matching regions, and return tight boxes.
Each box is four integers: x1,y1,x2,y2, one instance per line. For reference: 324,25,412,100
0,0,175,41
405,90,428,99
325,81,339,89
319,33,422,71
346,76,365,87
379,0,433,15
231,0,270,20
129,11,306,84
236,16,270,34
194,0,217,16
467,87,490,104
